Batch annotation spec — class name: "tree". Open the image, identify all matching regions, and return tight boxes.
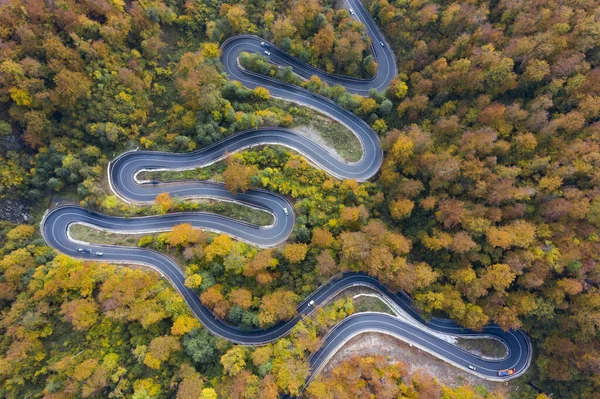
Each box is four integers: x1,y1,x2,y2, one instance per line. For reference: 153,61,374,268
60,298,99,331
340,205,369,228
221,346,248,376
271,339,309,396
175,51,222,112
200,285,228,315
315,250,336,277
6,224,35,242
258,290,299,327
271,16,297,44
486,226,513,249
153,192,172,214
389,77,408,99
138,236,154,247
183,328,217,366
229,289,253,309
359,97,378,116
177,372,205,399
225,5,252,34
311,228,334,247
253,86,270,100
223,156,258,194
205,234,233,261
144,335,181,369
307,355,407,398
199,388,218,399
451,231,477,253
385,232,411,255
283,243,308,264
171,315,200,336
167,223,203,247
312,24,334,59
184,274,203,289
251,346,273,366
52,69,91,109
243,249,278,277
389,198,414,220
482,264,516,292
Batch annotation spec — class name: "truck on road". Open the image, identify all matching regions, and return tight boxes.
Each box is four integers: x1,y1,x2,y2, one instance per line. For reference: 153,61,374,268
498,368,516,377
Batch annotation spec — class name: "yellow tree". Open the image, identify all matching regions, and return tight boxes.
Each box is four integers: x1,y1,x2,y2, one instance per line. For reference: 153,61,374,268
312,24,334,59
221,346,248,376
167,223,203,247
204,234,233,260
229,288,253,309
171,315,200,336
389,198,414,220
60,298,100,331
311,228,334,248
153,192,172,214
143,335,181,370
223,156,258,194
253,86,270,100
258,289,299,327
283,243,308,264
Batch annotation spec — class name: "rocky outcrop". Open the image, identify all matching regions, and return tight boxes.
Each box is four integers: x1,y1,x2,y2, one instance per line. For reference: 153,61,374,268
0,199,31,223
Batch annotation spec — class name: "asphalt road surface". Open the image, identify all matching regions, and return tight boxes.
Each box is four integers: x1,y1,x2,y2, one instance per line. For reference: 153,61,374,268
40,0,531,388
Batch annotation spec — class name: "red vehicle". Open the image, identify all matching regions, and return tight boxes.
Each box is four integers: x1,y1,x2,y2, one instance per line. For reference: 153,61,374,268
498,368,516,377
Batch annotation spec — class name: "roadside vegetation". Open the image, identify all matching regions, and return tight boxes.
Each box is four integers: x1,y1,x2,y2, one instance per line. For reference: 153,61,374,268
456,338,508,360
0,0,598,398
70,224,153,247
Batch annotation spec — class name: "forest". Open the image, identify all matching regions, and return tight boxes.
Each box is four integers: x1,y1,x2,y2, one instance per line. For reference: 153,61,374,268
0,0,599,398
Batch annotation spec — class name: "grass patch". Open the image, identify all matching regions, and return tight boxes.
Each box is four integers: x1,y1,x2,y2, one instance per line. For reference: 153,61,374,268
70,224,153,246
352,294,396,316
91,197,273,229
190,199,273,225
136,161,225,182
287,103,362,163
456,337,508,359
305,116,361,163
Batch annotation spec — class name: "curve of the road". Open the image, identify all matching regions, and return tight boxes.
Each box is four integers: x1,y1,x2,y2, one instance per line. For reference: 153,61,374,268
40,0,531,389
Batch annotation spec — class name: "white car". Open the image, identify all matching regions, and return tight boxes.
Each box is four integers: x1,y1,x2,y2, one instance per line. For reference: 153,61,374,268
308,300,315,306
349,8,354,15
380,41,385,47
283,207,289,216
95,252,104,256
264,50,271,56
468,365,476,371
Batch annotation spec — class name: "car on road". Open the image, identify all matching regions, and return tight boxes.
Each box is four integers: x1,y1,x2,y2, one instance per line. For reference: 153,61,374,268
95,252,103,256
349,8,354,14
264,50,271,56
380,41,385,47
468,365,476,371
151,180,159,184
308,300,315,306
283,207,289,216
260,41,268,47
498,367,516,377
77,248,91,253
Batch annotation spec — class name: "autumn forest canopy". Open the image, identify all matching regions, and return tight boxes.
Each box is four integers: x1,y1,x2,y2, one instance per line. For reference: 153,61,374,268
1,0,600,398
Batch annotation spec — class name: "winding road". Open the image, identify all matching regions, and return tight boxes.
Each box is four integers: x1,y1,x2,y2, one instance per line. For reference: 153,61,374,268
40,0,531,388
